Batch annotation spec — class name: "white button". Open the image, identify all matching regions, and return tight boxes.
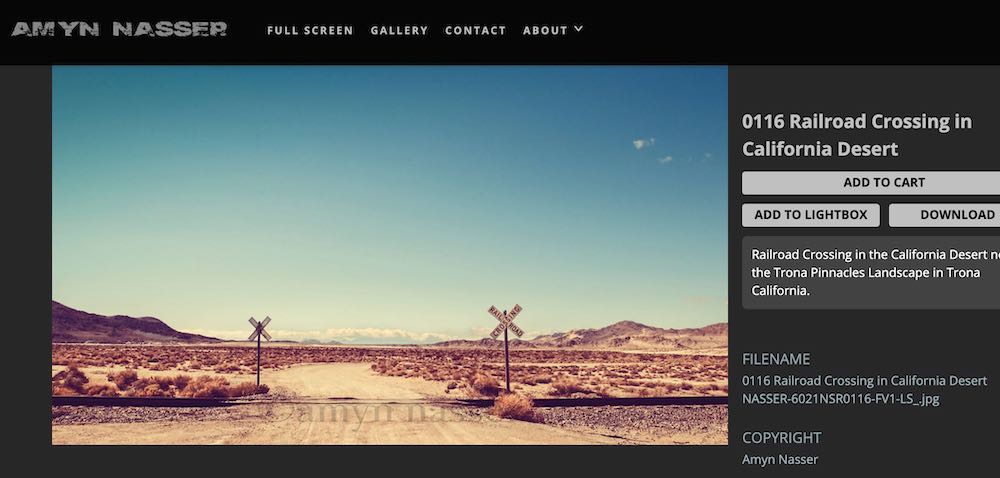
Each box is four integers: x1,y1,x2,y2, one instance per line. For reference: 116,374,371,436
743,171,1000,195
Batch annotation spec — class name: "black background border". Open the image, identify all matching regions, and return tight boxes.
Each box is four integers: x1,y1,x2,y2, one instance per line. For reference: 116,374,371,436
4,8,998,476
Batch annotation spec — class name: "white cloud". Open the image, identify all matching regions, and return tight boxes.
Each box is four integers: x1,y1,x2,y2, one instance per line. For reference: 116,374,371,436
469,326,495,337
185,328,256,341
658,155,674,164
632,137,656,150
185,327,456,344
322,327,453,342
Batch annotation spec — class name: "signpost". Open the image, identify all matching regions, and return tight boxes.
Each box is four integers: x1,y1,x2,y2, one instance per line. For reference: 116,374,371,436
248,316,272,387
487,304,524,392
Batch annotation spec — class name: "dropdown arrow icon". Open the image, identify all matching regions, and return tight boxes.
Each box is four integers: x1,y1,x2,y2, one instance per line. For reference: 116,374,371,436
573,25,584,32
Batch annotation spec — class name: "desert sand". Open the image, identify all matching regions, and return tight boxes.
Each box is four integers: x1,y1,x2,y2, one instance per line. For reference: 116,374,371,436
53,351,728,445
53,363,625,444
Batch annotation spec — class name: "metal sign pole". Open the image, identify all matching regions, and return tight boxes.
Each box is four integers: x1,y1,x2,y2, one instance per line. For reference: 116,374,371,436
504,314,511,393
247,316,272,390
487,305,522,393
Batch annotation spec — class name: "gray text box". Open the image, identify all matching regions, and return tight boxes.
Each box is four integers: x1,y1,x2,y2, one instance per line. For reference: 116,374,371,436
743,236,1000,309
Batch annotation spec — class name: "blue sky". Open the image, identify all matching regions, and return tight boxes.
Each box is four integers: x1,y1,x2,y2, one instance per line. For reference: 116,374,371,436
52,66,727,343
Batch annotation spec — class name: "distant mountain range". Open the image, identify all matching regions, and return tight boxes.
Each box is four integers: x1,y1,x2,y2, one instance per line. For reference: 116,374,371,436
300,339,344,345
52,301,220,344
52,301,727,350
433,320,728,352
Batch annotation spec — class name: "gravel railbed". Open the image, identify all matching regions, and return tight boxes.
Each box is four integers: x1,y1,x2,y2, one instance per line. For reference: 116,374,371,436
52,403,277,425
537,405,727,443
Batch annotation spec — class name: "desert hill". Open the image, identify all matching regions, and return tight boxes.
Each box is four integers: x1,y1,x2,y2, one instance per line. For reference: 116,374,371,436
52,301,221,344
530,320,727,351
52,301,727,351
436,320,727,352
433,337,537,349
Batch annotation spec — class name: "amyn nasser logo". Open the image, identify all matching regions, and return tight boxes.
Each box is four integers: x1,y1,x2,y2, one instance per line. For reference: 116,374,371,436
10,21,227,37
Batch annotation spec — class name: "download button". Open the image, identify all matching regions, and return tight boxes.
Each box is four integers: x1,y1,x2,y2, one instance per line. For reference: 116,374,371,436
889,204,1000,227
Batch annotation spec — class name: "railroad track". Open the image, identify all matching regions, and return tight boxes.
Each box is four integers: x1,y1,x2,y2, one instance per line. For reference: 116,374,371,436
52,395,728,408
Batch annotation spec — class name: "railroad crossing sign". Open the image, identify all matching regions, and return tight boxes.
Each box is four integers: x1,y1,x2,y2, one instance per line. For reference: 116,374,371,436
489,304,524,339
248,316,272,341
248,316,272,387
487,304,524,392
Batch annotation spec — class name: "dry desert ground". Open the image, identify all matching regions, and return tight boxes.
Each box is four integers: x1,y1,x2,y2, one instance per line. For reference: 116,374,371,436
52,344,728,445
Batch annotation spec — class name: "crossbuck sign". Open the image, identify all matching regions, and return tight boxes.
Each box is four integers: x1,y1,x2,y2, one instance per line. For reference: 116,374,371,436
487,304,524,392
248,316,272,387
489,304,524,339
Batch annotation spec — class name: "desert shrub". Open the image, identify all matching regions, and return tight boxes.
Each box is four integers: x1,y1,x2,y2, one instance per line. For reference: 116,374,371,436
468,371,500,397
697,383,720,392
170,374,193,391
661,383,680,394
177,376,230,398
109,373,267,398
492,393,539,422
125,383,168,397
216,363,241,373
84,383,119,396
127,378,160,393
172,376,267,398
52,365,89,394
446,381,458,390
52,384,77,396
226,381,268,397
107,369,139,389
62,366,89,391
550,377,588,396
533,373,553,384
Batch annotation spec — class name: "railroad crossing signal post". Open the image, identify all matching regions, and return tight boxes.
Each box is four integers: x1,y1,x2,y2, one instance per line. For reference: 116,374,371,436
487,304,524,393
248,316,272,387
504,322,509,392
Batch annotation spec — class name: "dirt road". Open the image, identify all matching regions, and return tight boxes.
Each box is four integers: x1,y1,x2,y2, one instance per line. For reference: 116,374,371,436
263,363,447,399
52,363,622,444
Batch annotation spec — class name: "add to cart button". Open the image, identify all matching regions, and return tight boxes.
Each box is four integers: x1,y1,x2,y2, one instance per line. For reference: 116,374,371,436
889,204,1000,227
742,204,880,227
742,171,1000,195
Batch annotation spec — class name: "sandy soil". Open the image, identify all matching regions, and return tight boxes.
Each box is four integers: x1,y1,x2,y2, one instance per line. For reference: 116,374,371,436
263,363,449,399
52,363,622,444
52,402,622,444
53,362,727,445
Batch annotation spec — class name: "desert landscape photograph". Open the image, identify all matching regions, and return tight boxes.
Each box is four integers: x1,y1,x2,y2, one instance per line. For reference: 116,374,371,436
52,66,728,445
